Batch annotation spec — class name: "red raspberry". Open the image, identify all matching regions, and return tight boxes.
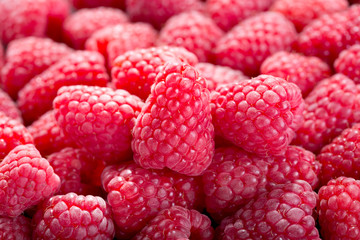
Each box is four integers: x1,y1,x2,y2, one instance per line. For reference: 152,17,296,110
217,180,320,240
71,0,125,9
0,144,60,217
126,0,203,29
318,177,360,240
195,63,248,91
134,206,214,240
206,0,274,31
1,37,72,100
132,62,214,176
32,193,114,239
335,44,360,83
0,88,22,122
46,0,71,42
62,7,129,49
0,43,3,72
111,46,198,100
157,11,224,62
17,50,109,124
292,74,360,153
215,12,297,77
211,75,304,157
54,85,144,165
101,162,204,239
0,215,32,240
260,51,331,96
271,0,348,32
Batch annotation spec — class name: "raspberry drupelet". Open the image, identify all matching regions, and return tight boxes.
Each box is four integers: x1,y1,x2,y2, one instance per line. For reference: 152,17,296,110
0,215,32,240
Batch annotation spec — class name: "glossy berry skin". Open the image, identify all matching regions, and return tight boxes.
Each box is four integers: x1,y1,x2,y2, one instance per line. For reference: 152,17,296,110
157,11,224,62
101,162,204,239
32,193,114,240
132,62,215,176
70,0,125,9
211,74,304,157
335,44,360,83
17,51,109,124
1,37,72,100
215,12,297,77
134,206,214,240
0,144,60,217
318,177,360,240
111,46,198,100
62,7,129,49
54,85,144,165
217,180,320,240
292,74,360,153
0,215,32,240
261,51,331,96
0,88,22,122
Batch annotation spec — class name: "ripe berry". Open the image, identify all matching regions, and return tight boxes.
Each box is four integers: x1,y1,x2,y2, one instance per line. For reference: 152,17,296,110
0,88,22,122
70,0,125,9
335,44,360,83
0,215,32,240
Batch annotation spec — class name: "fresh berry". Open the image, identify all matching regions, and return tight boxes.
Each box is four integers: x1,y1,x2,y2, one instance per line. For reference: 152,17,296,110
111,46,198,100
0,144,60,217
46,0,71,42
292,74,360,153
32,192,114,239
101,162,204,239
132,62,214,176
0,88,22,122
318,177,360,240
17,50,109,124
157,11,224,62
206,0,274,31
195,63,248,91
217,180,320,240
215,12,297,77
0,43,3,71
260,51,331,96
0,215,32,240
335,44,360,83
1,37,72,99
211,74,304,157
134,206,214,240
71,0,125,9
54,85,144,165
62,7,129,49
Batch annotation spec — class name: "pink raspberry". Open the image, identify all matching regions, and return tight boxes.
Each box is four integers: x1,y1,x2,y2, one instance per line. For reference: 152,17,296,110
157,11,224,62
211,74,304,157
1,37,72,100
17,50,109,124
0,88,22,122
261,51,331,96
0,215,32,240
0,144,60,217
134,206,214,240
46,0,71,42
32,193,114,239
318,177,360,240
132,62,214,176
215,12,297,77
70,0,125,9
62,7,129,49
101,162,204,239
195,63,248,91
335,44,360,83
217,180,320,240
111,46,198,100
54,85,144,165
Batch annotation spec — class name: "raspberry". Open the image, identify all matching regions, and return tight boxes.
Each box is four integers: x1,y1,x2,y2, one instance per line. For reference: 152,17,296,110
215,12,297,77
271,0,349,32
17,50,109,124
111,46,198,100
46,0,71,42
0,215,32,240
101,162,204,239
1,37,72,100
195,63,248,91
132,62,214,176
206,0,274,31
62,7,129,49
217,180,320,240
335,44,360,83
211,74,304,157
70,0,125,9
0,144,60,217
260,51,331,96
0,43,3,72
318,177,360,240
292,74,360,153
134,206,214,240
157,11,224,62
0,88,22,122
54,85,144,165
32,192,114,239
